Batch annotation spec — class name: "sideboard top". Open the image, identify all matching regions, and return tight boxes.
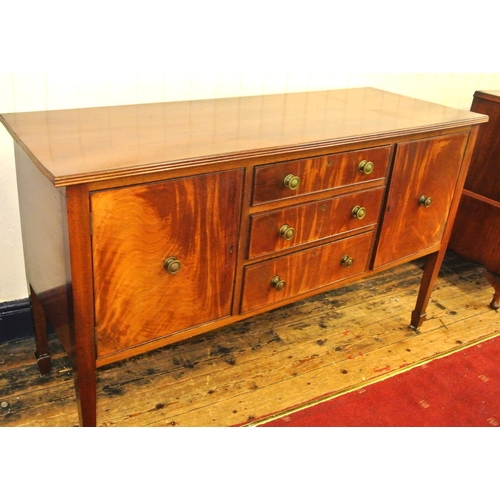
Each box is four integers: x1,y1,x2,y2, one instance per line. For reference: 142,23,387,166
1,87,488,187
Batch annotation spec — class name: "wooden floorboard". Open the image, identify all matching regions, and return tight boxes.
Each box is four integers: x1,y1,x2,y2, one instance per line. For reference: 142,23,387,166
0,251,498,427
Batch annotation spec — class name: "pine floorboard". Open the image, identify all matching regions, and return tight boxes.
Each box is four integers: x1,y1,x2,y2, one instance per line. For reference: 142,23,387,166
0,251,498,427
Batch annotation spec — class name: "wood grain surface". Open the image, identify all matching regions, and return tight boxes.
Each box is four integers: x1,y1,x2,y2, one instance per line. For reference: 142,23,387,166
92,170,244,359
252,145,391,205
464,91,500,201
374,133,468,268
241,232,374,313
0,88,487,186
248,187,385,258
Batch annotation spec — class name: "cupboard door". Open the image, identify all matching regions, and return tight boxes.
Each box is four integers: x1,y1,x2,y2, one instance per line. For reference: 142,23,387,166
91,170,244,359
373,133,468,268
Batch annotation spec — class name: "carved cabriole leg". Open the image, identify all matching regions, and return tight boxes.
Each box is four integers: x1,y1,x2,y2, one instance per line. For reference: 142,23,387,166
66,184,97,427
411,251,442,329
486,272,500,310
29,285,52,375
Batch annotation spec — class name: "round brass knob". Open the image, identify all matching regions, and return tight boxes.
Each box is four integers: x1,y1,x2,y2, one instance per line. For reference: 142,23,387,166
358,160,374,175
270,275,286,291
418,195,432,208
279,224,296,240
352,206,367,220
341,255,354,267
283,174,301,190
164,257,181,274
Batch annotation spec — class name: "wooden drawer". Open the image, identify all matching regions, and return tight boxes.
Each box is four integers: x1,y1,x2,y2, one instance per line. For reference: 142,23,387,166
252,145,391,205
241,232,373,313
248,187,385,258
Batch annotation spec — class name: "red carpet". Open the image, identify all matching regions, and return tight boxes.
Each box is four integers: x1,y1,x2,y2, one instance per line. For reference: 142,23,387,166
260,335,500,427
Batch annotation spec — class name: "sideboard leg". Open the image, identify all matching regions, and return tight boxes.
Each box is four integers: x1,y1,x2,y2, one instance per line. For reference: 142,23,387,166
66,184,98,426
71,312,97,427
73,362,97,427
486,271,500,310
70,296,98,427
411,251,442,329
29,285,52,375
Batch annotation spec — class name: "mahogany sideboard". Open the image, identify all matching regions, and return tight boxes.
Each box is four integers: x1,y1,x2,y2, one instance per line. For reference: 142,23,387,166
449,90,500,309
0,88,487,426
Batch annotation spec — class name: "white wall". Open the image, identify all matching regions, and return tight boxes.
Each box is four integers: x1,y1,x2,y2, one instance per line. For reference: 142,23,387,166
1,1,499,303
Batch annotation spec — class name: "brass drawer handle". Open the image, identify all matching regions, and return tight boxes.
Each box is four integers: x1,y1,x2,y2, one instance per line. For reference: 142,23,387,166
341,255,354,267
279,224,296,240
283,174,301,190
270,275,286,291
358,160,374,175
164,257,182,274
352,206,367,220
418,195,432,208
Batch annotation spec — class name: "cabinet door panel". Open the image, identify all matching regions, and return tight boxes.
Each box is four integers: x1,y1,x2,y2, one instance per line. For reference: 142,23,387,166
373,133,468,268
91,170,244,358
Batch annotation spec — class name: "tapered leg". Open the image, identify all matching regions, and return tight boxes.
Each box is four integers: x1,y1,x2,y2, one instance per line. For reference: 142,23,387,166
411,251,442,329
66,184,98,426
486,271,500,310
30,285,52,375
73,358,97,427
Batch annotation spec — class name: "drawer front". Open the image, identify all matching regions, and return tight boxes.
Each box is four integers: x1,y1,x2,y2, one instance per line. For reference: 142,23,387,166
252,145,391,205
248,187,385,258
241,232,373,313
91,170,244,359
373,133,468,268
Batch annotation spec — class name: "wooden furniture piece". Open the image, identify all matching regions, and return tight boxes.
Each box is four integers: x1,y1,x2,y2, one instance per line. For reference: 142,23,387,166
1,88,487,426
450,90,500,310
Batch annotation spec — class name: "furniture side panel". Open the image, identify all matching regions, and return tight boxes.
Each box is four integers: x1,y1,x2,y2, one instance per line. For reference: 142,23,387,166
450,193,500,276
14,143,73,355
466,95,500,202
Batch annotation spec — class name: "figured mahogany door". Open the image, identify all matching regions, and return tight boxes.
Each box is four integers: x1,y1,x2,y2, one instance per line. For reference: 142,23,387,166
373,133,468,268
91,170,244,359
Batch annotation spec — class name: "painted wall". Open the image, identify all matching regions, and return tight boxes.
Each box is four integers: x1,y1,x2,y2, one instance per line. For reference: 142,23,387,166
1,2,498,303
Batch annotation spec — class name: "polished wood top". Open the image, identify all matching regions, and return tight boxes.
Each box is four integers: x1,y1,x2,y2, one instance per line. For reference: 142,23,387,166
1,87,488,187
474,90,500,102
